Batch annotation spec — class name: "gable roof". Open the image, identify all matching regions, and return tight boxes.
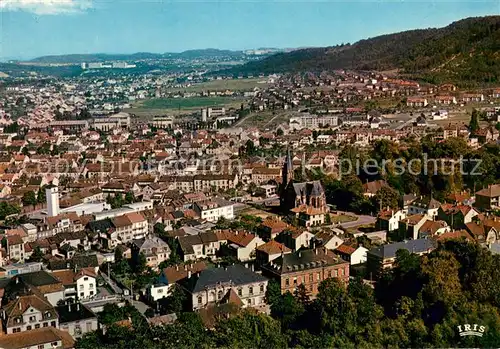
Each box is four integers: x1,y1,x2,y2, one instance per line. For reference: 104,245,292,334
368,239,436,259
179,264,267,293
0,327,74,349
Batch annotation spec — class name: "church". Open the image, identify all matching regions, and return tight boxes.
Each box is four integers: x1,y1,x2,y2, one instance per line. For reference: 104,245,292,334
280,150,329,227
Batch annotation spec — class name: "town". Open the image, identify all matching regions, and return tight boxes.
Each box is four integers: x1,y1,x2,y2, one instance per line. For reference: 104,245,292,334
1,8,500,349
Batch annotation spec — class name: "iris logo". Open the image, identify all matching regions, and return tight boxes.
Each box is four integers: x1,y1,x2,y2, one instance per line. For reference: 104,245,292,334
457,324,486,337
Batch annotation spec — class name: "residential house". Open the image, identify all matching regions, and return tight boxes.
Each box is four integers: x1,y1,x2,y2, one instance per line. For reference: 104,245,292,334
376,209,407,232
147,262,207,302
255,240,292,268
1,294,59,334
56,302,98,339
408,196,441,219
51,268,97,300
193,199,234,222
259,217,289,240
367,239,436,277
277,229,315,251
0,327,74,349
334,244,369,265
475,185,500,210
179,264,268,311
261,248,349,296
398,214,429,240
132,237,171,270
311,230,344,250
437,204,479,229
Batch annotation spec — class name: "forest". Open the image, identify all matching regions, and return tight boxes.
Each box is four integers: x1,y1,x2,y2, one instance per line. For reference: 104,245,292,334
230,16,500,86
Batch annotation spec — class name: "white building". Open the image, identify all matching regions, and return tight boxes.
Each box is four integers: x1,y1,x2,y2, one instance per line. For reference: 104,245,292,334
46,186,60,217
193,199,234,222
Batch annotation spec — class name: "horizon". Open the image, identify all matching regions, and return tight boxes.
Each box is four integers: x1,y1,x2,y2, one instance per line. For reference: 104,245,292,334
1,1,499,61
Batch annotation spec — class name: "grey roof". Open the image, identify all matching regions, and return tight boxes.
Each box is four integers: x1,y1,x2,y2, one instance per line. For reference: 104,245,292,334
292,181,324,197
368,239,436,259
262,248,347,275
178,235,203,255
180,264,267,293
132,237,170,251
56,303,96,324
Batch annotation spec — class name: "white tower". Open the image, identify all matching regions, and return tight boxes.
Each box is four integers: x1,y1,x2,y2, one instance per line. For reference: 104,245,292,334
46,186,60,217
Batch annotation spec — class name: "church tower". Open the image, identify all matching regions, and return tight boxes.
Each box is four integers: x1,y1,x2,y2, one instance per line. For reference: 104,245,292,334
282,148,294,187
280,148,294,210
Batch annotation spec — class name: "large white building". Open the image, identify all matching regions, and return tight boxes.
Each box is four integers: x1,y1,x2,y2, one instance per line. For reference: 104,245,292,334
193,199,234,222
289,113,339,130
46,186,60,217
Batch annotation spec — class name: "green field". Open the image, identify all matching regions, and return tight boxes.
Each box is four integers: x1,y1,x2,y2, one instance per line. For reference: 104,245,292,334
127,96,245,117
141,96,237,109
166,77,271,93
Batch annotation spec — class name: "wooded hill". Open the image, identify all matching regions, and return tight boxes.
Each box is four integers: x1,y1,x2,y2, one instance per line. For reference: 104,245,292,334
229,16,500,86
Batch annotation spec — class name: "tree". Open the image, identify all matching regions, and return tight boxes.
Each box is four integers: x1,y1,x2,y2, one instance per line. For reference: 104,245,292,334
28,246,45,262
124,191,135,204
374,185,400,210
0,202,20,220
158,284,187,315
22,191,37,207
496,122,500,131
37,187,46,204
469,109,480,133
265,279,281,305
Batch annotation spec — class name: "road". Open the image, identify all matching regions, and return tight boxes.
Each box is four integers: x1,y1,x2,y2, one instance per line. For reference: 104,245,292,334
100,271,123,294
339,214,376,229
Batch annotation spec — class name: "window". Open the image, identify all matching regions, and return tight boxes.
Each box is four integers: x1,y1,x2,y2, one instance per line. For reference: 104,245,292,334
27,325,32,330
327,270,332,278
84,277,89,281
285,278,289,286
197,296,202,304
89,283,94,288
35,324,40,329
38,345,44,349
339,269,343,276
317,272,321,281
43,322,48,327
237,288,242,297
51,321,56,327
293,277,297,285
333,270,338,277
249,287,253,295
90,291,94,296
217,290,223,299
309,274,313,282
260,284,264,293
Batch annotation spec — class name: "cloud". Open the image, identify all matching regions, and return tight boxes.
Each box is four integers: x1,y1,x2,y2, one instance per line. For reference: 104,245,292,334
0,0,92,15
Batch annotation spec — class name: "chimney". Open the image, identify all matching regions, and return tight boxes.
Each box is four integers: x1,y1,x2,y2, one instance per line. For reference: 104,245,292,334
77,303,80,311
18,302,22,311
188,270,192,278
68,303,71,312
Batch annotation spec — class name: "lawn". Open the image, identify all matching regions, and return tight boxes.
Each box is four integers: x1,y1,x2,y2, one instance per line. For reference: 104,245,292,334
331,214,357,224
127,96,246,117
140,96,238,109
166,77,271,93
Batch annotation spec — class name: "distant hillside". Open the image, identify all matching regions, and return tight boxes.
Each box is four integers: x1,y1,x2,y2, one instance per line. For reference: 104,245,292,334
229,16,500,85
29,49,246,64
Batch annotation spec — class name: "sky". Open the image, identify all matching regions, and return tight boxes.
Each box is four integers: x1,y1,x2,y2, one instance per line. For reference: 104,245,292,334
0,0,499,60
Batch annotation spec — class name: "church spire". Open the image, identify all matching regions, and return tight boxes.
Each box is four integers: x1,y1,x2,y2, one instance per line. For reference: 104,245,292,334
283,147,294,185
